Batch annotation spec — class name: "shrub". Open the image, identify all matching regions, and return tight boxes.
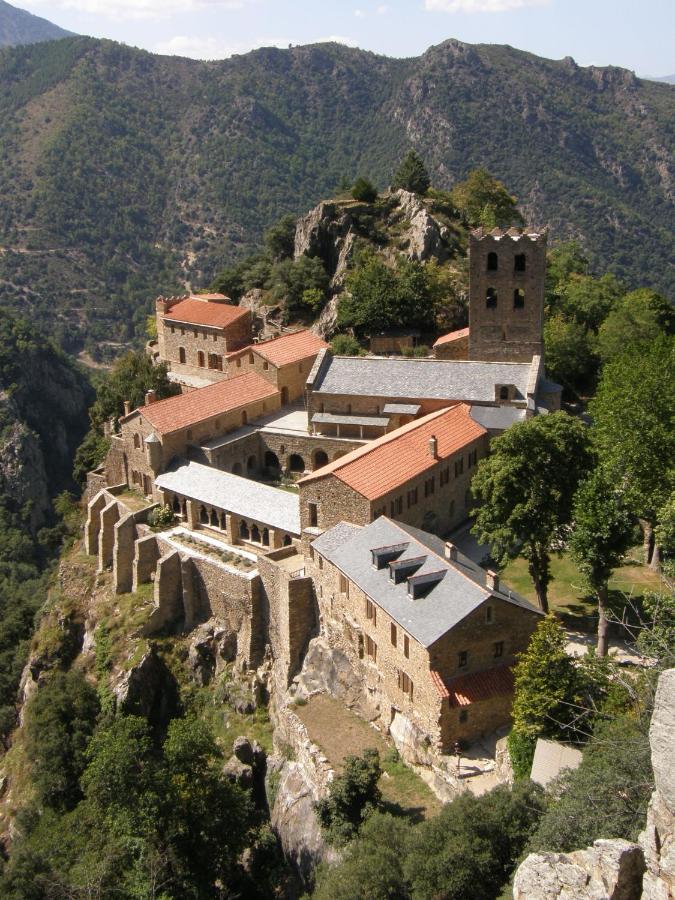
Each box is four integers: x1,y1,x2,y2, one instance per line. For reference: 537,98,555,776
148,504,174,528
330,334,362,356
315,748,382,846
351,177,378,203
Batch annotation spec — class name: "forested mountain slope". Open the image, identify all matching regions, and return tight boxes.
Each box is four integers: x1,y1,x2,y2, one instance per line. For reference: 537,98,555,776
0,0,72,47
0,36,672,352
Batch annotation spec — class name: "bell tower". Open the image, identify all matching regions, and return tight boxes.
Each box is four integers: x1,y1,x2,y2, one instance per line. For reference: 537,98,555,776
468,227,547,363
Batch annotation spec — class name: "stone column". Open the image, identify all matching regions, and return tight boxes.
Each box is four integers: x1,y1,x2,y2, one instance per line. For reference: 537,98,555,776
186,499,199,529
226,513,240,545
98,501,120,573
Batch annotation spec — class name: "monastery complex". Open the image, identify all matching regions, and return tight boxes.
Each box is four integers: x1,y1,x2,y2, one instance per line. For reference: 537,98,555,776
85,227,561,761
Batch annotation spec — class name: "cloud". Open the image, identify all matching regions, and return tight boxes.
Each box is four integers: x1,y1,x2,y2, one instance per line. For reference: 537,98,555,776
425,0,549,12
376,4,389,12
20,0,247,22
154,34,358,60
354,8,366,17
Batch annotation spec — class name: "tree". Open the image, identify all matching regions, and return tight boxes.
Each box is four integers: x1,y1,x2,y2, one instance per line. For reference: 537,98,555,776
315,748,382,846
558,273,623,333
543,314,598,397
450,168,524,229
545,240,589,310
391,150,430,195
598,288,675,362
24,670,100,812
313,812,411,900
339,252,438,336
655,493,675,582
589,335,675,568
269,254,328,317
472,413,594,611
351,177,378,203
88,350,177,433
568,470,634,655
330,334,362,356
508,615,580,777
264,213,296,261
403,782,546,900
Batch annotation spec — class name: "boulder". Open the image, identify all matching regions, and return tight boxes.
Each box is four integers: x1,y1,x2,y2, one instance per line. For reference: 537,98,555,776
393,189,447,262
513,840,645,900
223,756,254,790
233,736,255,766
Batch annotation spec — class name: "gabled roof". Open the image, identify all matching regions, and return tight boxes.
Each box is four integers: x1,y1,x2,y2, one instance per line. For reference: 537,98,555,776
433,327,469,348
163,298,249,329
311,516,540,647
136,372,278,435
299,404,486,501
312,354,533,402
156,460,300,534
252,330,328,367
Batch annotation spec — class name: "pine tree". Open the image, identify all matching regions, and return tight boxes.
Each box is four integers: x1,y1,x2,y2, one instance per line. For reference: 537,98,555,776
391,150,431,194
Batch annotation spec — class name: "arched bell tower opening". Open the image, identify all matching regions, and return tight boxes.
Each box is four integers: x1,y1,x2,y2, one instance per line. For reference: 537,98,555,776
468,227,546,363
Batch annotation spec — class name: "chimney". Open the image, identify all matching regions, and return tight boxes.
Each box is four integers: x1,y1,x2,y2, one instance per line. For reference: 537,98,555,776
428,434,438,459
486,570,499,592
145,389,157,405
444,542,458,562
123,400,131,417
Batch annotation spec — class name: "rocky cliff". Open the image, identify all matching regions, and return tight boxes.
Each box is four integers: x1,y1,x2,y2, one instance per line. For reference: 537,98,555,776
513,667,675,900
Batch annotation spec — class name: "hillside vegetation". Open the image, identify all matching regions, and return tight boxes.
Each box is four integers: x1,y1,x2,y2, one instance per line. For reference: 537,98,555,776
0,0,72,48
0,36,671,354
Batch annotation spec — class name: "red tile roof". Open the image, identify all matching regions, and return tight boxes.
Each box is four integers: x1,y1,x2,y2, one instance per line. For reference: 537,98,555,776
433,327,470,348
252,330,328,367
299,404,486,501
137,372,278,435
431,665,514,706
163,298,249,329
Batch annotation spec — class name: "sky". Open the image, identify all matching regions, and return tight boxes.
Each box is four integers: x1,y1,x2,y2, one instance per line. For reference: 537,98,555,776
17,0,675,77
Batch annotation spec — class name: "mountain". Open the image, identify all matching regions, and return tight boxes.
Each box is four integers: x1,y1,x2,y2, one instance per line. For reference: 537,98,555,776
650,74,675,85
0,0,72,47
0,36,672,353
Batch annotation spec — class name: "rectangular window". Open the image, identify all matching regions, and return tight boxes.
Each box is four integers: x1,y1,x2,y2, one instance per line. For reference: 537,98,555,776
424,476,435,497
309,546,315,560
318,555,323,570
170,325,175,334
397,670,413,700
395,496,403,515
403,634,410,658
440,467,450,486
493,641,504,658
407,487,418,508
455,457,464,477
458,650,468,668
366,635,377,661
366,598,377,625
468,449,478,469
308,502,318,527
263,361,269,370
390,623,397,646
485,605,494,624
339,574,348,594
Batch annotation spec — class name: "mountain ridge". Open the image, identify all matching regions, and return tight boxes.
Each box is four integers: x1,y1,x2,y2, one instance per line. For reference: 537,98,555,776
0,0,73,47
0,35,672,353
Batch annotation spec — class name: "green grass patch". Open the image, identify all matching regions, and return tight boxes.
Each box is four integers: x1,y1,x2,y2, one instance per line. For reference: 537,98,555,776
380,749,441,820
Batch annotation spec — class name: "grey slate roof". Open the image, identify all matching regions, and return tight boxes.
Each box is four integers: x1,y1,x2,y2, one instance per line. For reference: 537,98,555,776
312,516,540,647
315,356,533,403
382,403,421,416
469,405,526,432
156,460,301,534
311,412,391,427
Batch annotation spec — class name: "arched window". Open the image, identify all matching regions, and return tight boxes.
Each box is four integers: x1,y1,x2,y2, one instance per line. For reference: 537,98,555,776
289,454,305,474
172,495,180,512
265,450,280,472
178,346,186,363
251,524,261,543
197,351,205,367
133,434,141,449
487,252,498,272
239,521,250,540
514,253,526,273
262,529,270,547
199,505,209,524
486,288,498,309
209,508,218,527
313,449,329,470
513,288,525,309
283,534,292,547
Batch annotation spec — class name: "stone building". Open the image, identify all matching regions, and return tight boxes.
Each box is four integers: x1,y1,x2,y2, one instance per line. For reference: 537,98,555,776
468,228,547,364
307,516,542,751
105,372,280,495
298,404,489,536
155,293,252,386
433,327,469,360
370,329,421,355
225,330,328,403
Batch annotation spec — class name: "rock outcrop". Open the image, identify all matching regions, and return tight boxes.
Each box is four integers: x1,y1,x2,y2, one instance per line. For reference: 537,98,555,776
640,668,675,899
513,840,645,899
513,667,675,900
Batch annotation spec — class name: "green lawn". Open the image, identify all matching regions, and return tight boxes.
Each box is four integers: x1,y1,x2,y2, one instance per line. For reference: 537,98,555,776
501,546,665,618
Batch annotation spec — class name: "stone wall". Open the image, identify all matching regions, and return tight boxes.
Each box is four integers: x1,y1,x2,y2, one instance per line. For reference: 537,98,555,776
435,333,469,360
157,305,252,379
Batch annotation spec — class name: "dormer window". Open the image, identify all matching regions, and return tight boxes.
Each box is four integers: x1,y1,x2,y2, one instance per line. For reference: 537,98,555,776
499,385,509,401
